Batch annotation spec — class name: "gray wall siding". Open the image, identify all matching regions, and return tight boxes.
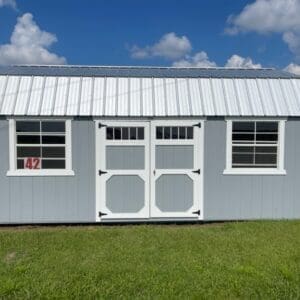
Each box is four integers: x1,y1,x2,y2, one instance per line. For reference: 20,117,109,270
0,120,95,223
204,120,300,220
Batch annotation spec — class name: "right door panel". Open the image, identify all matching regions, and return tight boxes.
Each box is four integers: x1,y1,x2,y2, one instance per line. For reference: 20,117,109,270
150,121,203,219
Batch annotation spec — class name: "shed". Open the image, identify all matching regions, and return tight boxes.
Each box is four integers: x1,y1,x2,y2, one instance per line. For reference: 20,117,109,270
0,65,300,223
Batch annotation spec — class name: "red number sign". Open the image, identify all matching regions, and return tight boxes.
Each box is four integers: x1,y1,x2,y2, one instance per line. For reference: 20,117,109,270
24,157,41,170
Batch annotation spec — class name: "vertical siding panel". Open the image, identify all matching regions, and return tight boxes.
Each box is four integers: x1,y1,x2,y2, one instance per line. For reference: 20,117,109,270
105,77,117,116
280,80,300,116
165,78,177,116
93,77,105,116
79,77,93,116
210,79,227,115
14,77,32,115
222,79,240,116
2,76,19,115
256,79,277,116
246,79,264,116
40,77,57,116
177,78,190,116
117,77,129,116
66,77,81,116
153,78,165,116
27,76,45,115
234,79,252,116
188,78,203,116
0,121,10,223
268,79,288,116
54,77,69,115
199,79,214,116
130,78,141,116
142,78,153,116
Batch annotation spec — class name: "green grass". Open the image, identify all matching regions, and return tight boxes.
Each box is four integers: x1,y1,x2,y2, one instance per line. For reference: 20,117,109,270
1,221,300,299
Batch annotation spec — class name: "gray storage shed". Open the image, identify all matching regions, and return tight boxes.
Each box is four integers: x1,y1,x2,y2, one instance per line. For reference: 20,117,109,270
0,65,300,224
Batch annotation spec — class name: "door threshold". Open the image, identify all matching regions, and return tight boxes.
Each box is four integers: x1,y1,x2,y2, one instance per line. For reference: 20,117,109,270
100,217,201,223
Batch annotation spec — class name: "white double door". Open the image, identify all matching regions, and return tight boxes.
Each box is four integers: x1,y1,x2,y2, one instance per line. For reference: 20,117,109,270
96,120,203,221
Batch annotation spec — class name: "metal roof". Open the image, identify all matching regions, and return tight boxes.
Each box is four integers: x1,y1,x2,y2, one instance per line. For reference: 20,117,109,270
0,65,300,117
0,65,297,79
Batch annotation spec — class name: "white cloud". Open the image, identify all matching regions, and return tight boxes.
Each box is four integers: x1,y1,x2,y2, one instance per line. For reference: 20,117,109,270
225,0,300,57
225,54,262,68
0,13,66,65
0,0,16,9
284,63,300,75
130,32,192,60
172,51,217,68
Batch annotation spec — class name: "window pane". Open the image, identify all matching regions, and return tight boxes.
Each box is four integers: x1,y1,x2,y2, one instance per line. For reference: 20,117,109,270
137,127,144,140
232,134,255,142
171,127,178,139
255,146,277,154
130,127,137,140
42,122,65,133
42,160,65,169
106,127,113,140
16,121,40,133
17,135,40,144
17,159,24,169
17,147,41,158
122,127,129,140
156,127,163,139
42,147,65,158
42,136,65,144
232,154,254,164
233,122,254,132
187,127,193,139
164,127,171,139
232,146,254,154
179,127,186,139
256,134,278,143
256,122,278,133
114,127,121,140
255,154,277,165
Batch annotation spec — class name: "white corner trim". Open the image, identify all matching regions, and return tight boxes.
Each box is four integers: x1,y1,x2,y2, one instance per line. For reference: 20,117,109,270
6,169,75,177
223,169,286,176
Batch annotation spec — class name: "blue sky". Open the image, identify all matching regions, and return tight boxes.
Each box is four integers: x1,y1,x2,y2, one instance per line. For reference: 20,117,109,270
0,0,299,73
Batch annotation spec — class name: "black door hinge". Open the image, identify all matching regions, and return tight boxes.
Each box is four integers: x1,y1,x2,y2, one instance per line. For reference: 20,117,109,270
99,170,108,176
98,123,107,129
192,169,201,175
193,122,201,128
99,211,108,217
192,210,201,216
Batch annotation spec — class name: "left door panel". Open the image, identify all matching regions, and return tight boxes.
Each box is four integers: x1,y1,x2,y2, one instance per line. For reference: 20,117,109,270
96,121,150,221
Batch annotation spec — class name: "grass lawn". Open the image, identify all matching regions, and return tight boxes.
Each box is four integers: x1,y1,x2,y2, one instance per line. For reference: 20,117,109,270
0,221,300,299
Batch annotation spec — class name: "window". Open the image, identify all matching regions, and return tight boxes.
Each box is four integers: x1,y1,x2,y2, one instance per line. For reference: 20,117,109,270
224,120,286,175
106,127,144,140
7,119,74,176
156,126,193,140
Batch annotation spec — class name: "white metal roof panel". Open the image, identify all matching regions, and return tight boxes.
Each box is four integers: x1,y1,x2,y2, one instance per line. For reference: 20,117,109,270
0,67,300,117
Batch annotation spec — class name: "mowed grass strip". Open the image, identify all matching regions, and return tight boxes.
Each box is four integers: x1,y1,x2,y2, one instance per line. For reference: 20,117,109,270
0,221,300,299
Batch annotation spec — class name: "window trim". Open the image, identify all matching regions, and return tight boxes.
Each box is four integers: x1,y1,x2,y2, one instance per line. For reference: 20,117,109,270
7,118,74,177
223,119,286,175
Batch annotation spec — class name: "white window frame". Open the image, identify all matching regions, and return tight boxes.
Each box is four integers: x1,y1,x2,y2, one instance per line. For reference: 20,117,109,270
7,118,74,177
223,118,286,175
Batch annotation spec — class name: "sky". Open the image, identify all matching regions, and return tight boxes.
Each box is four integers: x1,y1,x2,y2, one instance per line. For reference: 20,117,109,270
0,0,300,74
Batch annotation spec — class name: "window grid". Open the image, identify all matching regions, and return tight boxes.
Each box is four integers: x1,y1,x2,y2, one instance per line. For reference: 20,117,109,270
156,126,194,140
106,127,144,140
232,121,279,168
16,121,66,170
